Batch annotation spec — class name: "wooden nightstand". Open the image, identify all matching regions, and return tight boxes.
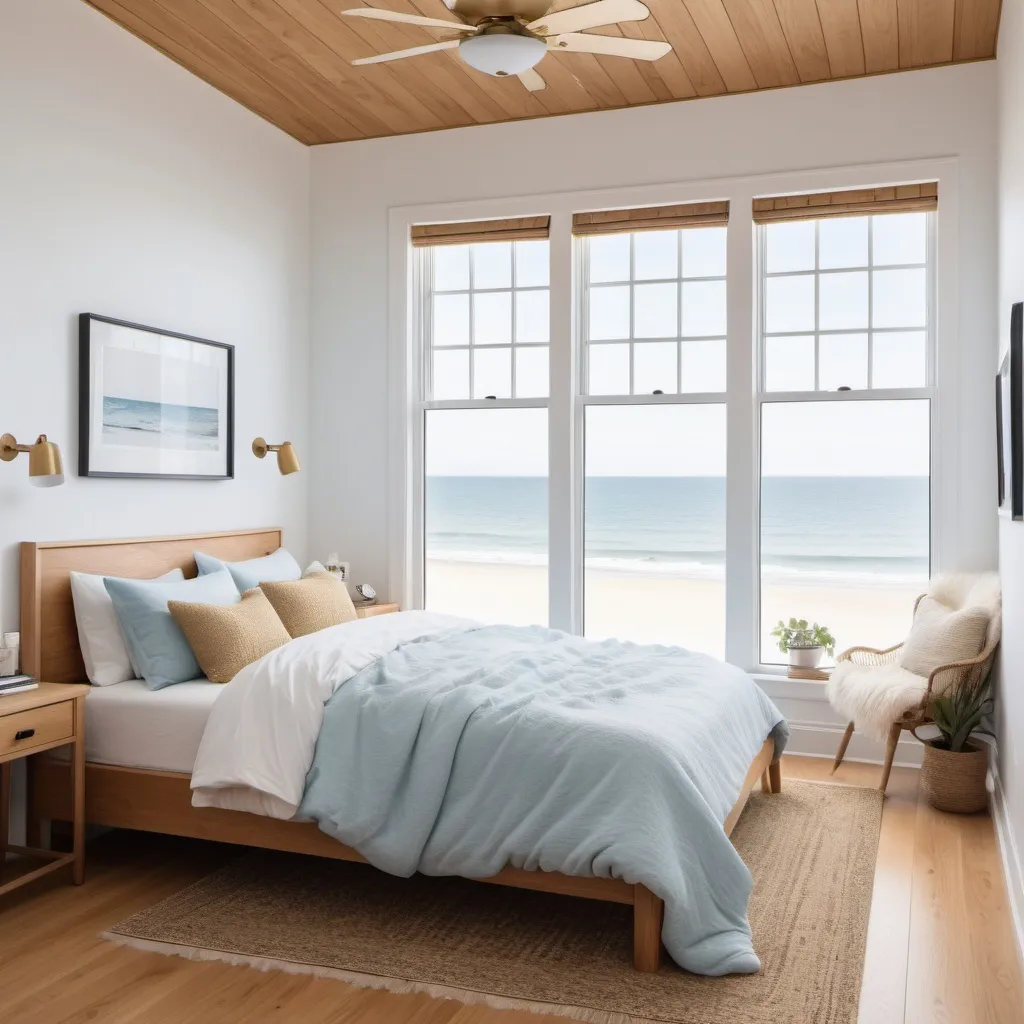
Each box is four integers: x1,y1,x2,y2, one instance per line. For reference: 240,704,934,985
355,602,400,619
0,683,89,898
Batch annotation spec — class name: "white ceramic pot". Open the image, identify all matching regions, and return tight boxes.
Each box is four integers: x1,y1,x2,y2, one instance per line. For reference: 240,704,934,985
788,645,823,670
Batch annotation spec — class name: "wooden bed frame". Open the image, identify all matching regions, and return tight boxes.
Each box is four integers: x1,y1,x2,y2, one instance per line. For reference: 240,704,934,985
21,528,781,973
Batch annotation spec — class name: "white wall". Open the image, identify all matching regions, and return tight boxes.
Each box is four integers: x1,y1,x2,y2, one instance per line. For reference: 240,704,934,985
0,0,311,636
309,64,998,734
996,0,1024,950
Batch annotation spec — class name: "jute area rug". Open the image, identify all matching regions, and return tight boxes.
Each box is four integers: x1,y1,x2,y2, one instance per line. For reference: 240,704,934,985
105,781,882,1024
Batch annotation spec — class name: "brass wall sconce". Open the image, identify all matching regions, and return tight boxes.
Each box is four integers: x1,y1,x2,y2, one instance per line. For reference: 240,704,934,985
0,433,64,487
252,437,300,475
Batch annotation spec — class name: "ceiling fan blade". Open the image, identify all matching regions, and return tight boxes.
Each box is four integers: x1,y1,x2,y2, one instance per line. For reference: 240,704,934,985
352,39,463,65
548,32,671,60
516,68,546,91
527,0,650,35
341,8,475,31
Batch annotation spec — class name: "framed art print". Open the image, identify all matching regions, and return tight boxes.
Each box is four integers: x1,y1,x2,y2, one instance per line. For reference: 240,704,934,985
79,314,234,479
1000,302,1024,519
997,355,1008,512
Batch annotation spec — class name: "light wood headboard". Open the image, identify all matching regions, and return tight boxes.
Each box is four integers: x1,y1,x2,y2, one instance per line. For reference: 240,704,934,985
20,528,283,683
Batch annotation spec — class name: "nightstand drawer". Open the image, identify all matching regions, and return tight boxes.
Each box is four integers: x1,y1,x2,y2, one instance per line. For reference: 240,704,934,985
0,702,74,758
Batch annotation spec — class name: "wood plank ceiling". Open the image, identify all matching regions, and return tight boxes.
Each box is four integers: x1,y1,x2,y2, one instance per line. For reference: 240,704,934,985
85,0,1001,145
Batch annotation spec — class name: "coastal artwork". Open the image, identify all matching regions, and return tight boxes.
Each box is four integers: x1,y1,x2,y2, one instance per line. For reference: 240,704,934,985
80,315,234,479
102,395,219,451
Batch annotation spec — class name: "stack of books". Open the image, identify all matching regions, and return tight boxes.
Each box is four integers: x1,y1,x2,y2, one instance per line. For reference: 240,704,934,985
0,674,38,696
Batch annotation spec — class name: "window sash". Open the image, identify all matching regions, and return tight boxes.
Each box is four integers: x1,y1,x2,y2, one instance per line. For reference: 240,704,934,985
422,244,552,404
578,227,728,398
755,213,937,394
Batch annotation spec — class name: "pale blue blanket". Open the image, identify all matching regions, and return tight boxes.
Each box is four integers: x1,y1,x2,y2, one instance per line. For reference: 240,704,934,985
299,624,788,975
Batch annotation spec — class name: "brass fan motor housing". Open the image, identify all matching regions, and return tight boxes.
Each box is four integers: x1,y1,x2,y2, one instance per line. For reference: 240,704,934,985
447,0,553,24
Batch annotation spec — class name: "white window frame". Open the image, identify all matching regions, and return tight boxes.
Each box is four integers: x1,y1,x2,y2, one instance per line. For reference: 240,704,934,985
416,240,552,614
754,211,938,667
388,158,960,683
576,226,729,650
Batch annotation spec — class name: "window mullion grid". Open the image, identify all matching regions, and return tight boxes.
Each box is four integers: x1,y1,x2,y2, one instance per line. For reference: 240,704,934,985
424,247,434,402
867,217,874,388
629,234,635,396
510,242,518,398
927,212,937,388
677,229,684,394
468,247,476,399
813,221,820,390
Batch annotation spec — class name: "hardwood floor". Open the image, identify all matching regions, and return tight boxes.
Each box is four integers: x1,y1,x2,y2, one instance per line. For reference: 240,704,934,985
0,756,1020,1024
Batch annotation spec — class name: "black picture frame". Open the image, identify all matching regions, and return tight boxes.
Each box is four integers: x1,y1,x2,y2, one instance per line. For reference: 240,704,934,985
996,357,1007,510
1000,302,1024,519
79,313,234,480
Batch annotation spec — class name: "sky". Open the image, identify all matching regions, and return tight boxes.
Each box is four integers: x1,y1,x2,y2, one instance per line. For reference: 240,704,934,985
425,400,931,477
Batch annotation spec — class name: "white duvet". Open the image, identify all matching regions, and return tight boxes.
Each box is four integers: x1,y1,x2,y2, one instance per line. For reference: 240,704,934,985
190,611,473,818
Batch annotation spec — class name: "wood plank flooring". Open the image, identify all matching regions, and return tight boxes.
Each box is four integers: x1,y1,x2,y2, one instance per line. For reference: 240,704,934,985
0,756,1020,1024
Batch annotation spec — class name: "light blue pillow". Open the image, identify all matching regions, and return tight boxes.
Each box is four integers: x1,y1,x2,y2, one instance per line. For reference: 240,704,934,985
194,547,302,593
104,569,241,690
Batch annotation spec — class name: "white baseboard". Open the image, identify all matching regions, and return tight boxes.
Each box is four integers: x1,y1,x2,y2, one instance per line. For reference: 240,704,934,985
990,759,1024,968
758,676,923,767
783,718,923,767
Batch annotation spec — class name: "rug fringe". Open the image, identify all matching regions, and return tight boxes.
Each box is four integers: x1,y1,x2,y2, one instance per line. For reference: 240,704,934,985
101,931,646,1024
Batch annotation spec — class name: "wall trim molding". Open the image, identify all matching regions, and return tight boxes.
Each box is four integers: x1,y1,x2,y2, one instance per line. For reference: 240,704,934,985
991,758,1024,968
782,716,923,767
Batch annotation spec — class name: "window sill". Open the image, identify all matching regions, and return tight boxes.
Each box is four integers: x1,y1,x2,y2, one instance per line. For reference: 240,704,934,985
749,672,831,702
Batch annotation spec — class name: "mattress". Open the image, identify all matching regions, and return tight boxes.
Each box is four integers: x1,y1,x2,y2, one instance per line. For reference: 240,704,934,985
79,678,222,773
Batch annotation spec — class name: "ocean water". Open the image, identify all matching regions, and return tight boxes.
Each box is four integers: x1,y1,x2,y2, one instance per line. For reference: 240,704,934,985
425,476,930,585
103,397,220,451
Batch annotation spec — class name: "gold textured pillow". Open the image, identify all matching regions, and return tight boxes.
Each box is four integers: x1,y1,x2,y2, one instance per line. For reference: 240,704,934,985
168,589,291,684
259,572,358,638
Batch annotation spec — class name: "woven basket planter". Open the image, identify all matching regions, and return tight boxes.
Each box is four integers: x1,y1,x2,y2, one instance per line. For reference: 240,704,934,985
920,740,989,813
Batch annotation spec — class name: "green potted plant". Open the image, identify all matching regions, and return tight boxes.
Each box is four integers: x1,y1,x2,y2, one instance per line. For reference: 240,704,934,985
915,676,992,813
770,618,836,671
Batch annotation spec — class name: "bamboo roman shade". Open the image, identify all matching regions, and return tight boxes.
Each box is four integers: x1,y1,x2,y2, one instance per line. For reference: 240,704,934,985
572,201,729,236
411,216,550,247
752,183,938,223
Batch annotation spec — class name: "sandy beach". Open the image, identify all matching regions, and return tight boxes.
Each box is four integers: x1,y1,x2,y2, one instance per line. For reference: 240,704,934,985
425,559,922,661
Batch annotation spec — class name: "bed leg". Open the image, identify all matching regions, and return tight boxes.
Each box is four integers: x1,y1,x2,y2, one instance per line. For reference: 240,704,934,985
768,760,782,794
633,884,664,972
760,768,771,793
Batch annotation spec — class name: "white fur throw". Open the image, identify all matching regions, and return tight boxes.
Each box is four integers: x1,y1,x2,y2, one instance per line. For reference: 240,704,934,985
826,572,1000,741
827,662,931,741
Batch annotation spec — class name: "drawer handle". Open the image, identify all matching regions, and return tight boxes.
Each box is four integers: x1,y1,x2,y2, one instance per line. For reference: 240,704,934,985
14,728,35,741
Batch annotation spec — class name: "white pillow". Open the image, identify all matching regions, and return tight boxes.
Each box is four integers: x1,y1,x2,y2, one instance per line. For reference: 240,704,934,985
899,595,990,678
71,568,184,685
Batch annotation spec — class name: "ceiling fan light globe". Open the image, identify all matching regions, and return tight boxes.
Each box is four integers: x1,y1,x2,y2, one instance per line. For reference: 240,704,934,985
458,33,546,76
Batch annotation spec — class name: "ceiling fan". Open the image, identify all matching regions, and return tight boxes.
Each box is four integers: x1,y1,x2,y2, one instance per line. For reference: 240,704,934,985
340,0,672,92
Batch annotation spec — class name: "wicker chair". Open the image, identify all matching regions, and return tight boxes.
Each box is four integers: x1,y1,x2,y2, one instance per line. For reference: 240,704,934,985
828,576,1001,793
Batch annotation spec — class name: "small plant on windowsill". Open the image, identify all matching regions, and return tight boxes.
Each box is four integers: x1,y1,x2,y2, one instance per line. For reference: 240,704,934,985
770,618,836,672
